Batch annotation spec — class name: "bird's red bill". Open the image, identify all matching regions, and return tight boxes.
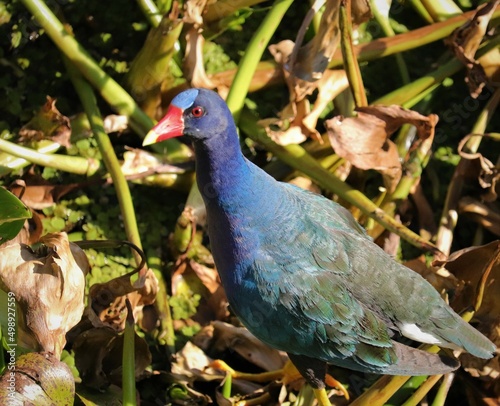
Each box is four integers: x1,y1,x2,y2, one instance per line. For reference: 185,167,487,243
143,105,184,145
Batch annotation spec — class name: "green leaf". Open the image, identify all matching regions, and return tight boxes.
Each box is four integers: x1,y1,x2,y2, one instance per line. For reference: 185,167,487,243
0,188,31,243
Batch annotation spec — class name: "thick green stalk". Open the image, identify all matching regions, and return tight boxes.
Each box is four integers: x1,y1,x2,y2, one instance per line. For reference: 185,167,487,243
373,58,462,106
0,139,63,177
408,0,435,24
204,0,268,23
66,60,143,257
239,112,440,253
374,36,499,106
430,373,455,406
401,375,443,406
339,0,368,107
0,138,100,176
225,0,294,120
350,375,412,406
20,0,190,160
136,0,162,27
370,0,410,84
420,0,462,21
329,7,500,67
122,300,137,406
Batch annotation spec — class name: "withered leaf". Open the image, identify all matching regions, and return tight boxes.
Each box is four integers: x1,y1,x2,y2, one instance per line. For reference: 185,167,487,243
433,242,500,378
446,1,500,97
290,0,342,84
183,26,216,89
88,268,158,331
433,241,500,323
459,196,500,236
458,133,500,202
194,321,286,372
72,327,152,389
0,233,89,357
266,39,348,144
0,352,74,405
325,105,438,192
18,96,71,148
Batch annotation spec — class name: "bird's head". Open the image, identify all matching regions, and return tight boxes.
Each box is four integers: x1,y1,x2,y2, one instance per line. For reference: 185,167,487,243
143,88,232,146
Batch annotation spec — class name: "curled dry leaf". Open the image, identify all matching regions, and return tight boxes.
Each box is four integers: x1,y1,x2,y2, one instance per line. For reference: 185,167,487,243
266,40,349,144
184,26,217,89
9,175,81,210
121,148,191,190
459,196,500,236
0,352,75,405
18,96,71,148
446,0,500,97
458,133,500,202
184,0,209,26
193,321,286,372
290,0,341,84
433,241,500,378
325,105,438,192
72,327,152,390
0,232,88,357
87,268,159,331
404,256,463,296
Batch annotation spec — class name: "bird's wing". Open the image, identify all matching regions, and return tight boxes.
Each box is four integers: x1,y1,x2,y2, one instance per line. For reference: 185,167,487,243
252,216,401,370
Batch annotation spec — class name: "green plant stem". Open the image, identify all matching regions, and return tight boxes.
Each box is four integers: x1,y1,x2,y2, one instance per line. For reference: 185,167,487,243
204,0,269,23
137,0,162,27
221,372,232,399
20,0,190,160
401,375,443,406
239,111,440,253
339,0,367,107
420,0,462,21
370,0,410,84
225,0,294,121
0,138,100,176
350,375,412,406
66,60,144,260
374,36,500,106
328,7,500,67
0,139,62,177
430,373,455,406
408,0,435,24
123,300,137,406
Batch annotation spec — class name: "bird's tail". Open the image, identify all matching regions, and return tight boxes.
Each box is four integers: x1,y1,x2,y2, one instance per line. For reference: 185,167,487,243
431,311,496,359
380,342,459,376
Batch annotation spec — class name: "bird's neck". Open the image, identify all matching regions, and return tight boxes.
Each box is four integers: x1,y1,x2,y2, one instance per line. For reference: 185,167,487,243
193,131,263,208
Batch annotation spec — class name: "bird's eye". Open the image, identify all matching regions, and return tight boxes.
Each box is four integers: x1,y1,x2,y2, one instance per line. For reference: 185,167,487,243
191,106,204,118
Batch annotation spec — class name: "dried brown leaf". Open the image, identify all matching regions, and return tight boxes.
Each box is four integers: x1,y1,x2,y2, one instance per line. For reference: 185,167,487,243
459,196,500,236
183,27,216,89
18,96,71,148
404,256,463,295
0,233,89,357
0,352,75,404
446,1,500,97
458,133,500,202
194,321,287,372
290,0,341,84
72,327,152,389
184,0,209,26
9,176,81,210
325,105,438,192
266,40,348,144
433,241,500,379
88,268,158,331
